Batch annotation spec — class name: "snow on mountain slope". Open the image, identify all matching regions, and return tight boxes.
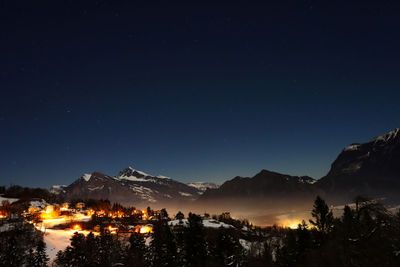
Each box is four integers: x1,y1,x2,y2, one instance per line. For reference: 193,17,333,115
187,182,220,193
297,176,317,184
49,185,67,194
59,167,202,204
112,167,201,201
114,167,170,183
82,173,91,182
371,128,400,143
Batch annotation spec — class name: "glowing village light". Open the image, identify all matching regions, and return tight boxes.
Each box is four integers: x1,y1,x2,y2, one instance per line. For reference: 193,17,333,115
73,224,82,231
288,222,301,229
108,225,118,233
278,219,303,229
140,225,153,234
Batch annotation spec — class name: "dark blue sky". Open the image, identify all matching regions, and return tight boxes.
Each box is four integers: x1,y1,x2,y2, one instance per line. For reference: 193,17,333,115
1,0,400,188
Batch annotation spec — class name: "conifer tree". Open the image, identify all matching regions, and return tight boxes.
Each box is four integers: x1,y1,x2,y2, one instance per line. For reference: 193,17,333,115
125,232,147,267
213,227,245,267
84,232,99,266
150,220,177,266
160,208,169,220
3,234,25,267
33,239,49,267
175,211,184,220
309,196,333,234
342,205,355,237
261,241,273,266
26,248,35,267
184,213,207,267
68,232,87,266
98,230,124,266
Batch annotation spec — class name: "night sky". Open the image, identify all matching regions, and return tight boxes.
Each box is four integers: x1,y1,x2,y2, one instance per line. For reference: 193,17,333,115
1,1,400,188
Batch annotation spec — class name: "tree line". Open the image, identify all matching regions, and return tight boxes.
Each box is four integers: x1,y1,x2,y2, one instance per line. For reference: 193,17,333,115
2,195,400,266
55,196,400,267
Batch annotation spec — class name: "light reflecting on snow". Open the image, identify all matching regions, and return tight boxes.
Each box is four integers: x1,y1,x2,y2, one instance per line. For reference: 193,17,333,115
41,228,97,262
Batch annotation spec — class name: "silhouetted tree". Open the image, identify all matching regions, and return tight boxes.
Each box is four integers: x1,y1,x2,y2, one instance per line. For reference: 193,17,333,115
184,213,207,267
125,232,147,267
31,238,49,267
98,230,124,266
213,227,245,267
160,208,169,220
150,220,177,266
309,196,333,234
84,232,99,266
175,211,184,220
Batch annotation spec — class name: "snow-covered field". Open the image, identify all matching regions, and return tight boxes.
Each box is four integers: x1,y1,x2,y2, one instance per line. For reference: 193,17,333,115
42,229,96,262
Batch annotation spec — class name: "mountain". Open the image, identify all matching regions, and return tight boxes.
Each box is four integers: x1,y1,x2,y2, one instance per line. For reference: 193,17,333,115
58,167,202,205
200,128,400,205
316,128,400,201
199,170,317,200
52,128,400,208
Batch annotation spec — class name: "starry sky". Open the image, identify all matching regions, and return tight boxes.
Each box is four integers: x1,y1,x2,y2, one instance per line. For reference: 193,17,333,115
1,0,400,188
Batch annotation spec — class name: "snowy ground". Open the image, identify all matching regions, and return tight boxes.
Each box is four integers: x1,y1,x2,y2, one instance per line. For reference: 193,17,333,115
168,219,234,229
0,195,19,203
37,214,93,262
42,229,95,262
36,213,91,229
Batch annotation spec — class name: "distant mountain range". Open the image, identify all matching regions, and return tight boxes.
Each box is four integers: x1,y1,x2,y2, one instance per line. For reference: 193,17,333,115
51,167,219,205
200,170,317,200
199,128,400,205
52,128,400,206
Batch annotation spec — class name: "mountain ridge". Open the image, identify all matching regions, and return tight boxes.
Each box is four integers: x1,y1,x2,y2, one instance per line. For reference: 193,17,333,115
52,127,400,205
56,167,204,205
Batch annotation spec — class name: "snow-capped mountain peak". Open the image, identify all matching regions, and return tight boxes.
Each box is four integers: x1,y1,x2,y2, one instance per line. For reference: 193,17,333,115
115,167,175,183
56,167,203,204
114,167,154,182
81,173,91,182
118,166,151,178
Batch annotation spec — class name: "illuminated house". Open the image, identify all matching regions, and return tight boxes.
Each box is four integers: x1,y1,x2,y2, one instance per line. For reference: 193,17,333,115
28,206,40,214
44,205,55,214
75,202,85,210
60,203,70,211
40,205,59,220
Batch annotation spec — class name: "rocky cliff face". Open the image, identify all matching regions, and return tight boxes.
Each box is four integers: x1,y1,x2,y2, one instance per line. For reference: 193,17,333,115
201,128,400,204
316,128,400,200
